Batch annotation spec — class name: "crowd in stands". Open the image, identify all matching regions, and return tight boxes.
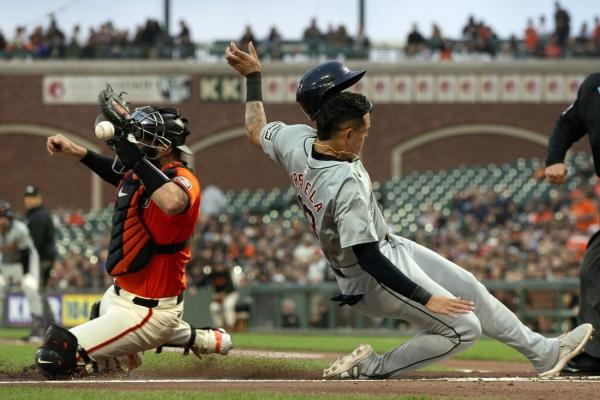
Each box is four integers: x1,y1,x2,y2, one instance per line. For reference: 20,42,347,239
1,2,599,61
43,160,600,294
21,156,596,332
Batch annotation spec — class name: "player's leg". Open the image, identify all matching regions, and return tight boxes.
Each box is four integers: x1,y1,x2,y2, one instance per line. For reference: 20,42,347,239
69,287,180,363
223,291,240,330
21,253,45,339
160,317,232,356
39,259,56,325
564,233,600,373
0,273,5,325
328,246,483,379
402,236,591,374
209,299,225,327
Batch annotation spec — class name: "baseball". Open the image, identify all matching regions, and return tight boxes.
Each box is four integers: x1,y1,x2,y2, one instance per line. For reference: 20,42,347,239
95,120,115,141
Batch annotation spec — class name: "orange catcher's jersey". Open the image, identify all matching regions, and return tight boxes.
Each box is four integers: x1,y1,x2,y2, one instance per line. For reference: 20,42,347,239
116,163,201,298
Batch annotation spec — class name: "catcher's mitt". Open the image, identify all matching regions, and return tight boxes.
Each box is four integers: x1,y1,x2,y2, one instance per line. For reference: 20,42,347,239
98,84,131,127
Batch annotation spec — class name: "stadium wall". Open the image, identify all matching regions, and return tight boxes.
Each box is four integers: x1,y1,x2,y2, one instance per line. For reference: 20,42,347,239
0,60,596,210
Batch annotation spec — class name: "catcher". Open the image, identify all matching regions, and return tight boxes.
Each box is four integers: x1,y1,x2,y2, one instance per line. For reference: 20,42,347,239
35,86,232,378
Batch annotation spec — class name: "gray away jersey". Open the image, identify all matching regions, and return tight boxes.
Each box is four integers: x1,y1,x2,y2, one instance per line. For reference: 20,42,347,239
0,220,38,266
260,121,389,269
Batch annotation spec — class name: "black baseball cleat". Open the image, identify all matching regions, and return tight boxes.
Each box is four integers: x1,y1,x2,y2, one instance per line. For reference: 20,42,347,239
561,352,600,375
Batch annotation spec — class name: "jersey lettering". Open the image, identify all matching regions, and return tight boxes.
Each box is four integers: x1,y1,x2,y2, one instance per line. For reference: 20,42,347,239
290,172,323,213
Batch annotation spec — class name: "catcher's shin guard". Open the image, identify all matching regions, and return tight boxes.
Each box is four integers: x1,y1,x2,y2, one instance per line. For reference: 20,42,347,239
156,326,232,357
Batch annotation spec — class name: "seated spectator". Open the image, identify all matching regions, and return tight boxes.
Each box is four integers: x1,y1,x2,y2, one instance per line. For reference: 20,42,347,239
281,298,300,328
569,189,599,233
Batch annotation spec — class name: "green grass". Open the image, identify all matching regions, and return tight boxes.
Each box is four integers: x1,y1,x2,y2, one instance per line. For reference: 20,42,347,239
0,328,528,372
0,388,440,400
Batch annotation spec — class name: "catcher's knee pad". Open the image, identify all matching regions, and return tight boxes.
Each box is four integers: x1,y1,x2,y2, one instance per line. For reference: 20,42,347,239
35,325,87,378
89,301,101,320
192,328,232,356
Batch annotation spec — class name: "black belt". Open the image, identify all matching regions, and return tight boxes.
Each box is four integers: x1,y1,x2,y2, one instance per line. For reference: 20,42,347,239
114,284,184,308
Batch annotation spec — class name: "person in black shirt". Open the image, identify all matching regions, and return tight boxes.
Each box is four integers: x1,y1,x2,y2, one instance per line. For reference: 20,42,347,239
23,185,56,327
544,72,600,375
23,186,55,287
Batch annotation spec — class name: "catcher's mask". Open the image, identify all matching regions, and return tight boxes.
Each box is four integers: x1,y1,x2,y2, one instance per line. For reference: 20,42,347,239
127,106,192,157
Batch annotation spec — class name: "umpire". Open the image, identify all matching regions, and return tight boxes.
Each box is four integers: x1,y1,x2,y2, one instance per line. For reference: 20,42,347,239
23,185,56,324
544,72,600,375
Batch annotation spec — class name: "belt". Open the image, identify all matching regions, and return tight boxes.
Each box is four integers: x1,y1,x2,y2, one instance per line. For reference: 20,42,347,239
114,284,183,308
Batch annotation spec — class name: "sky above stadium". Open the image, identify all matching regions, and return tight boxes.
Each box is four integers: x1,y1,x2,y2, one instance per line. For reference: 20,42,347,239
0,0,597,43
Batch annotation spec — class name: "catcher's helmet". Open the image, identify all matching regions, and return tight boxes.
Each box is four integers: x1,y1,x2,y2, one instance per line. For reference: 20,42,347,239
0,200,13,219
128,106,192,155
296,61,366,120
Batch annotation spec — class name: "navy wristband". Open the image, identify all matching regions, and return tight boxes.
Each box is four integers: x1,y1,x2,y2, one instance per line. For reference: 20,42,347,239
246,72,262,102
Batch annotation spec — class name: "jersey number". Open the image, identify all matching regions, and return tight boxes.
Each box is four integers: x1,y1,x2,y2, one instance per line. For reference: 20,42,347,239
297,195,318,238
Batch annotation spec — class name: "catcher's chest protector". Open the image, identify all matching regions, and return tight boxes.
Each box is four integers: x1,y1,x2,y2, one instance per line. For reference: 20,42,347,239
106,166,190,276
106,174,154,276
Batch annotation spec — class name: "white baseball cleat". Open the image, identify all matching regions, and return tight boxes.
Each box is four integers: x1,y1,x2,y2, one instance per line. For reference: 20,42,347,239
323,344,374,380
539,323,594,378
192,328,233,356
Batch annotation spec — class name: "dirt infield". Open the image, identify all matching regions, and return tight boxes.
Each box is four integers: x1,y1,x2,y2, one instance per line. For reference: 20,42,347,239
2,349,599,399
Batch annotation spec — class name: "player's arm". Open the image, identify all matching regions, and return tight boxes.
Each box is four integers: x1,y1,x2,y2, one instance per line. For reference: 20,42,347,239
544,78,589,184
336,178,473,318
47,133,121,186
225,41,265,149
352,243,474,318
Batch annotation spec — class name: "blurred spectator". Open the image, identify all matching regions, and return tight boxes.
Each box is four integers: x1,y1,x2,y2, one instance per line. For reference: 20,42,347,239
264,26,283,60
47,14,65,58
201,185,226,217
536,15,551,53
544,34,563,58
462,15,478,40
0,30,6,54
197,261,239,331
524,18,538,55
353,25,370,55
593,17,600,43
569,189,599,233
428,23,444,53
65,25,81,58
239,25,258,51
175,19,195,59
281,298,300,328
553,1,570,49
303,17,322,57
406,23,426,56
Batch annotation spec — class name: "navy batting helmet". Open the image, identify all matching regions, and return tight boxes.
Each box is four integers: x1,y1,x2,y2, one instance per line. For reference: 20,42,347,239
296,61,366,120
0,201,13,219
